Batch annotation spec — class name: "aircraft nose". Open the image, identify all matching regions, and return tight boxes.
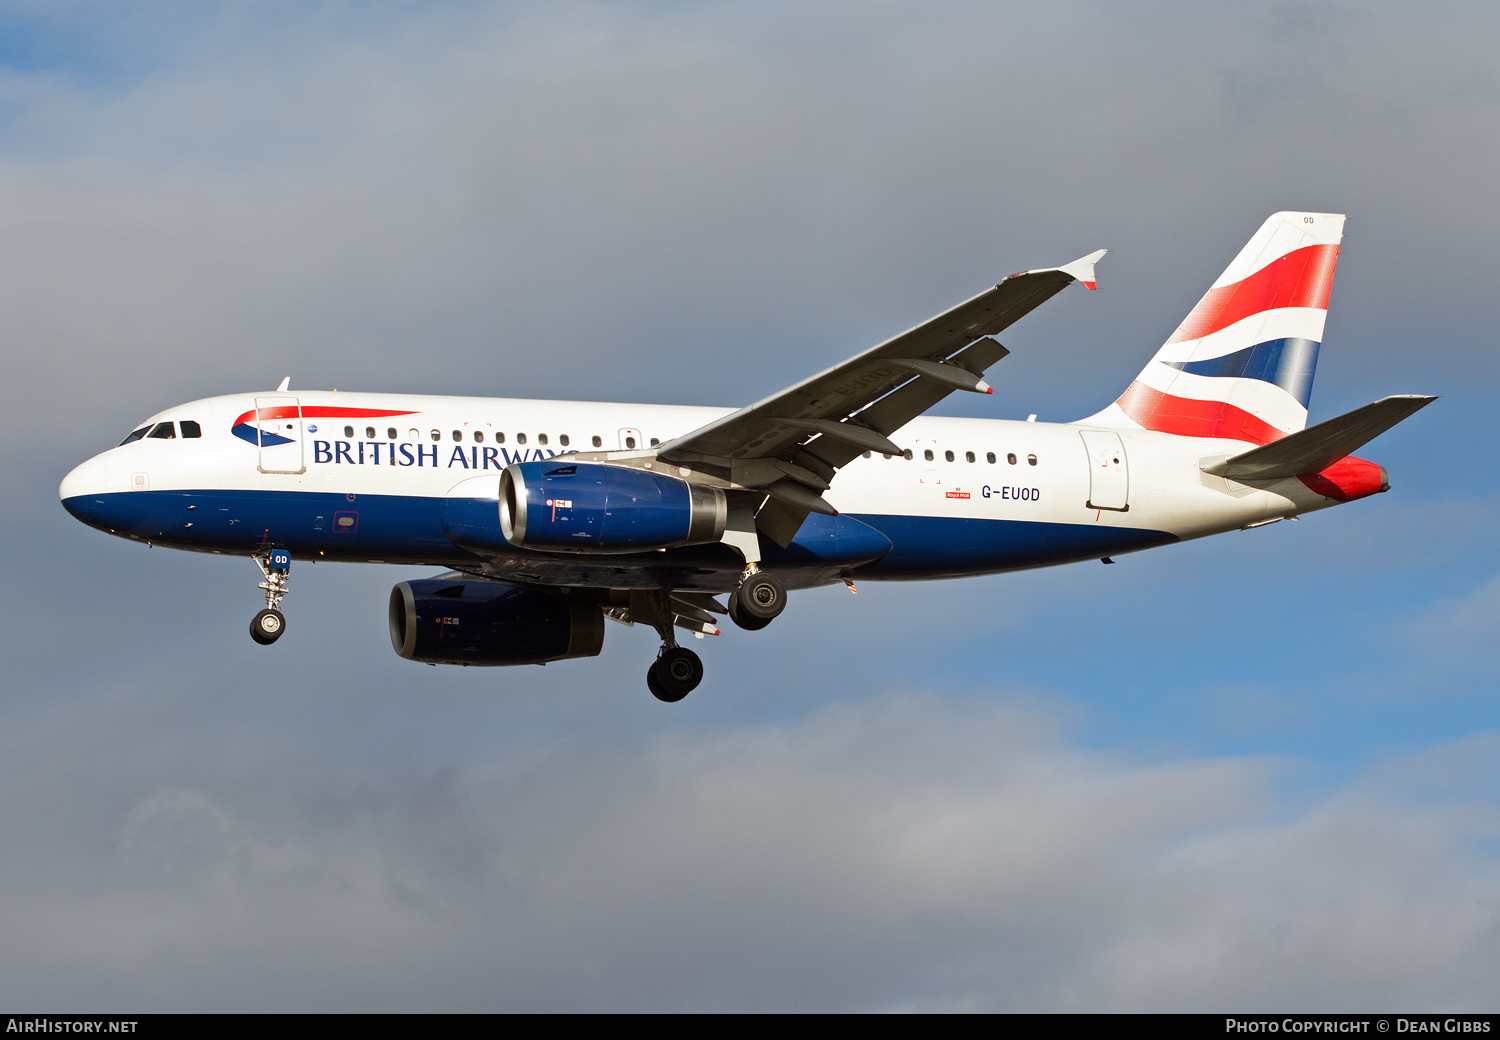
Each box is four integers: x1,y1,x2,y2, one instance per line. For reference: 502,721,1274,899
59,456,109,523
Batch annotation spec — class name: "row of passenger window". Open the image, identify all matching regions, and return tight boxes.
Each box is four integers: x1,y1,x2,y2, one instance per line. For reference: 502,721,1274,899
341,426,662,450
119,421,201,445
867,448,1038,465
116,419,1036,467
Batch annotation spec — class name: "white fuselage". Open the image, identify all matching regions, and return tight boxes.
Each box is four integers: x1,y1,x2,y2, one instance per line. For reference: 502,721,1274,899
60,390,1351,593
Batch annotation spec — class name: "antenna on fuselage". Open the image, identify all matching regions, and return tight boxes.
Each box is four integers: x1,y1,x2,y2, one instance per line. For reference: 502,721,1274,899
276,377,290,391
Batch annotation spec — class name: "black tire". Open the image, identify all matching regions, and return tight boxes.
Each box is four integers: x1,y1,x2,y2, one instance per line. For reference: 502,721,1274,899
250,608,286,645
728,595,772,631
652,647,703,701
646,661,683,702
733,572,786,623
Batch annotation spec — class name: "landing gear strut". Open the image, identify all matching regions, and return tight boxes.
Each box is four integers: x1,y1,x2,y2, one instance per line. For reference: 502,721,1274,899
249,549,291,645
639,588,704,702
728,569,786,631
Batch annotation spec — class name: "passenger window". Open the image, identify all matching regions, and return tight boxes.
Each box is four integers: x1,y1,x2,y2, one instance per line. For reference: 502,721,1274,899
518,433,528,445
474,431,484,443
408,429,419,440
923,449,934,461
387,428,397,440
344,426,355,438
903,449,913,460
539,434,549,446
592,435,602,448
1007,453,1017,465
625,437,636,449
430,430,440,442
119,426,151,445
497,432,506,444
365,426,376,439
148,422,176,439
649,437,659,447
944,450,954,462
986,452,996,464
452,430,463,441
560,435,570,447
1028,454,1038,466
965,451,975,463
180,421,202,439
863,450,872,458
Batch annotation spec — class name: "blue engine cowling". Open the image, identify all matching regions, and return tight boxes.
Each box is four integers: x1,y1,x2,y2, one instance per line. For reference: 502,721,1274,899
500,461,726,553
389,579,605,666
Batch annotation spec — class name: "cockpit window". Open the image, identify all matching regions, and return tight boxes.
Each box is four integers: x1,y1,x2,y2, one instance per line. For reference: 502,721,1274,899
180,421,202,438
119,426,150,446
147,422,176,439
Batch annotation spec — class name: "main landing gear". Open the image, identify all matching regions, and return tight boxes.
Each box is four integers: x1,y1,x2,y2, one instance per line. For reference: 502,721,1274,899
639,588,704,703
249,549,292,645
648,646,704,703
728,569,786,631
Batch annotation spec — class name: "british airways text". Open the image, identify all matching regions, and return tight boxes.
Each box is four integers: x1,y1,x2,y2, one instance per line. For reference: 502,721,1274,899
312,441,562,469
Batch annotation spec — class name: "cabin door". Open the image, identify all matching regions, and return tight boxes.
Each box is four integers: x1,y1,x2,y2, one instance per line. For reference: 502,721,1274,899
1080,430,1129,511
254,396,305,474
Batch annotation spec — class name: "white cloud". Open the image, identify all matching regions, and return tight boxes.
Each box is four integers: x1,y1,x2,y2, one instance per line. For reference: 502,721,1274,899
0,694,1495,1010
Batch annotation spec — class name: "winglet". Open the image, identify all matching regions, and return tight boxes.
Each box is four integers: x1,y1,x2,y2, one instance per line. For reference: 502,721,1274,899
1058,249,1107,290
276,376,291,392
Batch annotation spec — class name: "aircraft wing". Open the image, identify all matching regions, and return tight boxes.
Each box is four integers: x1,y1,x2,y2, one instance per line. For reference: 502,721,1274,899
656,249,1105,543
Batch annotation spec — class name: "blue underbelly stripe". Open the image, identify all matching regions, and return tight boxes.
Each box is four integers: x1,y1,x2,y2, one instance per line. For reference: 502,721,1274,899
847,513,1177,578
61,490,1178,582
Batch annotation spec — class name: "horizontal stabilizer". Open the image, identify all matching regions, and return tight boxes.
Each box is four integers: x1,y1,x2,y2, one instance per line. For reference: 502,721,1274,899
1202,394,1436,480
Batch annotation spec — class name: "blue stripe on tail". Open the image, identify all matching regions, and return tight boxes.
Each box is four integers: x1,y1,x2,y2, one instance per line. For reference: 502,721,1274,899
1161,337,1320,408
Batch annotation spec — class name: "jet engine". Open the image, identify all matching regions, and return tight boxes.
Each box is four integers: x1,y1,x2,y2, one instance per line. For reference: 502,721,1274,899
389,578,605,666
499,461,726,553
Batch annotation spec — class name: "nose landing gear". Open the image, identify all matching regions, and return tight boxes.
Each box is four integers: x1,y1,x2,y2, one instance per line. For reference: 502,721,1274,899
249,549,291,645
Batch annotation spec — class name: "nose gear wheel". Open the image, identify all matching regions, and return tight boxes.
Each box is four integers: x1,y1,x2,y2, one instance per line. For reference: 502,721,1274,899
250,608,286,644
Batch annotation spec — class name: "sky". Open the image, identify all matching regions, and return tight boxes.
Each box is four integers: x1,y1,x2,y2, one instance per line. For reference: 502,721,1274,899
2,0,1499,1012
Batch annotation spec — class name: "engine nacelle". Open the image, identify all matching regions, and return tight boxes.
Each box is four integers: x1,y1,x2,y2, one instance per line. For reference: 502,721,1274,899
389,579,605,666
500,461,726,553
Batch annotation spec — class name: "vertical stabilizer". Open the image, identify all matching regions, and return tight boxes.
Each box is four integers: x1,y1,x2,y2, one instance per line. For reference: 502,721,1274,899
1080,212,1345,445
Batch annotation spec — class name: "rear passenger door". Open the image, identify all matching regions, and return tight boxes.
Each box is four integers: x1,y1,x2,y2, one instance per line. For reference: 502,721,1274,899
254,396,305,474
1079,429,1128,511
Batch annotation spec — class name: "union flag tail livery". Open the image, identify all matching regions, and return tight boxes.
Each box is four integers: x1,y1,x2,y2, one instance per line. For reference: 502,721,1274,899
58,211,1433,703
1085,211,1343,445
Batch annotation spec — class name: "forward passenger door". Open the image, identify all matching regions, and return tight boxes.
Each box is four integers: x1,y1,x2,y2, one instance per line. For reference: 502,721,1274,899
254,396,305,475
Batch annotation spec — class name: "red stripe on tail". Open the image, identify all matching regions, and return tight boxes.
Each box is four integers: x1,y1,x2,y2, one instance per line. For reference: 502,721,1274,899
1115,382,1285,444
1166,243,1339,345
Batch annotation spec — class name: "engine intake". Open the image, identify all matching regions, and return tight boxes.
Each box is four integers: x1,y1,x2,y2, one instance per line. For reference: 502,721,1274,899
389,579,605,666
500,461,726,553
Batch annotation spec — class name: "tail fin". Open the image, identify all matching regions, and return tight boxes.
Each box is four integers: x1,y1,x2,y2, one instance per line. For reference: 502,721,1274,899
1081,211,1345,445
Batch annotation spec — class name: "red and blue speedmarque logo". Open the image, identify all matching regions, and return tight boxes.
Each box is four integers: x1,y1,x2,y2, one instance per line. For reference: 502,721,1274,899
231,406,419,447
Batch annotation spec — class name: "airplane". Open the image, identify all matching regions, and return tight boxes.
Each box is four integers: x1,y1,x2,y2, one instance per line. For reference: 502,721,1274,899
59,211,1434,701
